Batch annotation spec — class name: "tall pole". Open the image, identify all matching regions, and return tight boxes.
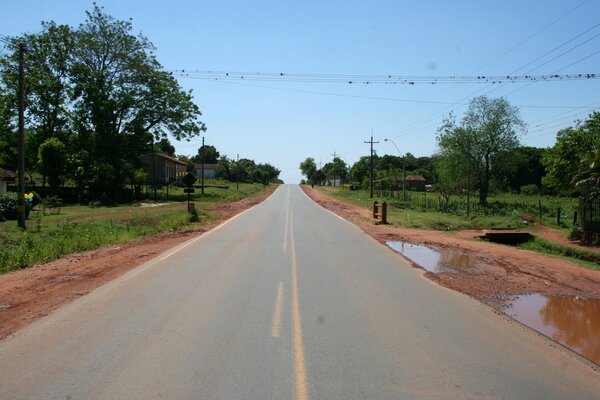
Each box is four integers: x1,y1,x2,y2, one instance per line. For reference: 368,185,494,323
364,132,379,199
384,138,405,202
236,153,239,190
466,137,471,217
17,42,26,229
201,136,205,195
331,150,339,187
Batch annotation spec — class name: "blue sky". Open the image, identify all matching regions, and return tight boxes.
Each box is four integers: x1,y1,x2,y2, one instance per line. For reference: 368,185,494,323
2,0,599,183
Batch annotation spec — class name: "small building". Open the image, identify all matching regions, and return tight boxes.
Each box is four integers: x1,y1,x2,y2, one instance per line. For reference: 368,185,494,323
141,153,187,185
0,168,16,193
191,163,219,179
404,175,427,191
326,176,343,187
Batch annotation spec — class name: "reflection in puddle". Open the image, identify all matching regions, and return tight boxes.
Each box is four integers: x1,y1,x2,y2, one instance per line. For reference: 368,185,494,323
504,294,600,365
386,241,477,273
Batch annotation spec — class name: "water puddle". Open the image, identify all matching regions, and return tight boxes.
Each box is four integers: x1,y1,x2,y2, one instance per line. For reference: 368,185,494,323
386,241,478,273
503,294,600,365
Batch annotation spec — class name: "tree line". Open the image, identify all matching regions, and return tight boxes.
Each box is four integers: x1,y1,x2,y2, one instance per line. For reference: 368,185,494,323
301,95,599,204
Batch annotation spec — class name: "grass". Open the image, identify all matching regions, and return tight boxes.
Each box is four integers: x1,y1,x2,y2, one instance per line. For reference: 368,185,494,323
320,186,542,231
317,186,600,270
0,183,273,273
518,237,600,270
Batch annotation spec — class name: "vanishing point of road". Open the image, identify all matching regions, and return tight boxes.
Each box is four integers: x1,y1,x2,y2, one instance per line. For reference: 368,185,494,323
0,185,598,399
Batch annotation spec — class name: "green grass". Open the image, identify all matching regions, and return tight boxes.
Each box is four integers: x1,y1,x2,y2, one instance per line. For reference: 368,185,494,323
518,237,600,270
320,186,540,231
0,183,273,273
318,186,599,270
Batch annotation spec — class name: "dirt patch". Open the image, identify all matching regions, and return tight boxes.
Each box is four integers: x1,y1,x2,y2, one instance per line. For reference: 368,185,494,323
0,187,276,340
302,186,600,308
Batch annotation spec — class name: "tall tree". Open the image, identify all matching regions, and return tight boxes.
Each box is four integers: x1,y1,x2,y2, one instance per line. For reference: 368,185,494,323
193,144,220,164
299,157,317,182
154,138,176,156
437,96,525,205
492,146,545,193
0,5,207,200
323,157,348,184
38,137,67,191
542,112,600,195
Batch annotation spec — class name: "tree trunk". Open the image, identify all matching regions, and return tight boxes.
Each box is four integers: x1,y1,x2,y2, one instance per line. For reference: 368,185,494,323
479,155,490,205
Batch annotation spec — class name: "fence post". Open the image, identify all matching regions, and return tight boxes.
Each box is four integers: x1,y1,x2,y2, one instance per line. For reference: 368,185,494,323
539,200,543,219
573,210,578,226
373,201,379,219
381,201,387,224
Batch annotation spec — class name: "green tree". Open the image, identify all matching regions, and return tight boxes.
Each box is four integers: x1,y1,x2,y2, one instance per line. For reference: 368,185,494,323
323,157,348,186
312,169,326,185
349,156,370,188
542,112,600,195
193,144,220,164
38,137,67,191
154,138,176,156
299,157,317,182
1,5,206,200
491,146,545,193
575,148,600,200
0,84,16,170
437,96,525,205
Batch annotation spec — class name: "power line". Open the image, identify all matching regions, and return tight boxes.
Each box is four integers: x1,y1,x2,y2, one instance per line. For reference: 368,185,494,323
471,0,589,74
192,78,598,109
172,70,597,85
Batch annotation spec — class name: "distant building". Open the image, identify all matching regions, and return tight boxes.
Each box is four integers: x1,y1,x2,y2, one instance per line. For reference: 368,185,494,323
141,153,187,185
191,163,219,179
326,175,343,187
0,168,16,193
404,174,427,191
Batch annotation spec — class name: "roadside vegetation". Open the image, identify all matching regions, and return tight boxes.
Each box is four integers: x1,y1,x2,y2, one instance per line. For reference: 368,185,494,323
301,99,599,246
0,183,272,273
319,186,577,232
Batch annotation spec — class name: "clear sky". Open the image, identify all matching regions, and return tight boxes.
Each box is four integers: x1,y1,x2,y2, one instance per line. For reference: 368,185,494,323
2,0,599,183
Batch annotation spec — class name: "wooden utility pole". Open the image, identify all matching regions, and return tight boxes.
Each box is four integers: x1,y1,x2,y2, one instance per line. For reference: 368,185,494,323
236,153,239,190
17,42,26,229
364,132,379,199
331,150,339,186
201,136,205,195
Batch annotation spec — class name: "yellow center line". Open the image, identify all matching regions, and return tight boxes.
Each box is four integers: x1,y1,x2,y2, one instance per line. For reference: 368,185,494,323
290,208,309,400
271,282,284,338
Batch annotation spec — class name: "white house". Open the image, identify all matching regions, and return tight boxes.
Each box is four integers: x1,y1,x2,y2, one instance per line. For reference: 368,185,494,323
192,163,219,179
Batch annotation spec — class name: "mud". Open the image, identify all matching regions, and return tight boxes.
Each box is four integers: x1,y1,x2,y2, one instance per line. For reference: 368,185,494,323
387,241,480,273
503,294,600,364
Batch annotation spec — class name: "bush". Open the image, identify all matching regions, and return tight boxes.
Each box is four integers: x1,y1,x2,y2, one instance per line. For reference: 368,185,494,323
520,184,539,195
0,192,19,220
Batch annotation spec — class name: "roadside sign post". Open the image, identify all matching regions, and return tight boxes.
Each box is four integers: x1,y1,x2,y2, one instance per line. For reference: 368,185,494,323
182,172,197,212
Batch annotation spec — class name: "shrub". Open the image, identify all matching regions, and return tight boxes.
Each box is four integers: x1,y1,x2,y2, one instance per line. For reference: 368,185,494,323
0,192,19,220
520,184,539,195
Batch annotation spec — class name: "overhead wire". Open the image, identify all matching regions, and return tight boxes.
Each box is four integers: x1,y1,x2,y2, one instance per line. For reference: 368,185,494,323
386,17,600,139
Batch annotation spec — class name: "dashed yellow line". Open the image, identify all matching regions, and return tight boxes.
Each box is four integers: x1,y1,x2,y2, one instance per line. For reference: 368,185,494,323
290,209,309,400
271,282,284,338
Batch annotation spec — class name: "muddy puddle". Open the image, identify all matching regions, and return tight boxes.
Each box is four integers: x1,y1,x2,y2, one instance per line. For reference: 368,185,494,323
386,241,479,273
503,294,600,365
387,241,600,365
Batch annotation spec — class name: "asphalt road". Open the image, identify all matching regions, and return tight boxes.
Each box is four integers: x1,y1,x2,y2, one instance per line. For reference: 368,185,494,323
0,184,598,399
